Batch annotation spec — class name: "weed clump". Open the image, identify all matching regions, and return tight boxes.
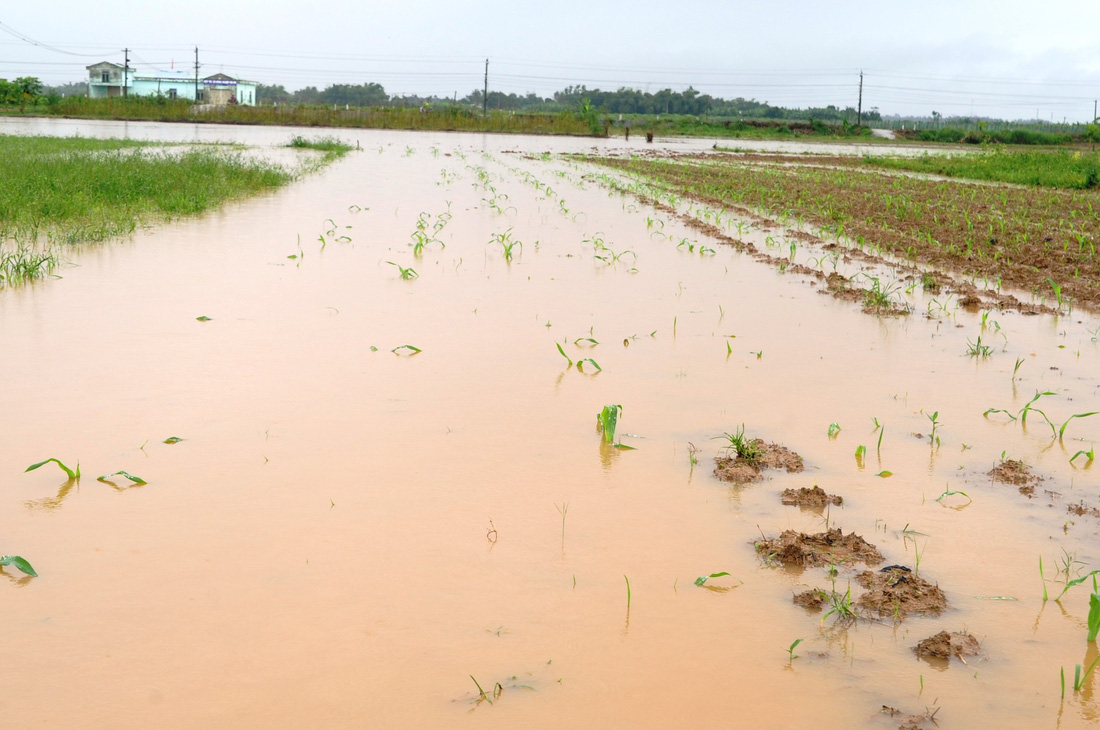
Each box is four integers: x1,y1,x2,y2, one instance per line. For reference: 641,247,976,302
714,429,803,484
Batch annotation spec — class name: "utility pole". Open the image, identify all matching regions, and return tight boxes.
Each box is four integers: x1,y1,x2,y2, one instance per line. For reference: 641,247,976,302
123,48,129,98
857,70,863,126
194,47,200,103
1094,99,1097,122
482,58,488,116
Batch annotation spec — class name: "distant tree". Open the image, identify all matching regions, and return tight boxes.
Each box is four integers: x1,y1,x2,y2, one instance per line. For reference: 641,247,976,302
45,81,87,98
256,83,291,104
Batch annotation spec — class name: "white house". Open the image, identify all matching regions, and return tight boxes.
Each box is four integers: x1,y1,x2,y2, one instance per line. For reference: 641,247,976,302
86,62,257,106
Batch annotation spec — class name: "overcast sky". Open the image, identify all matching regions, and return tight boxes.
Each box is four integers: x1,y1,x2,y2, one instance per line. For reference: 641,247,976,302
3,1,1099,121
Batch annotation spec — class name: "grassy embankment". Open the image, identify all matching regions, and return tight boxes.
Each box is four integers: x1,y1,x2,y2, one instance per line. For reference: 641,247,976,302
0,134,347,287
863,148,1100,190
44,97,601,136
589,149,1100,307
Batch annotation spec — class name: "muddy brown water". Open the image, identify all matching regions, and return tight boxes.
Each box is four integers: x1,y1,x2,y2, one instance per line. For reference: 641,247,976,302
2,119,1099,728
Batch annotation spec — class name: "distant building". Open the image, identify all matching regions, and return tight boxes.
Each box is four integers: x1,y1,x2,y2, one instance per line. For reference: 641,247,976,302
85,62,257,106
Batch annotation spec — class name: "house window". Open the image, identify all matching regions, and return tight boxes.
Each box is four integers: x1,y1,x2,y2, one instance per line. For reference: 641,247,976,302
196,89,204,102
167,89,177,99
102,71,110,83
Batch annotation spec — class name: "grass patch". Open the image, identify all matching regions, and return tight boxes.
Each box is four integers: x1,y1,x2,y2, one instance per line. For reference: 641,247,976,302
0,134,294,246
865,148,1100,190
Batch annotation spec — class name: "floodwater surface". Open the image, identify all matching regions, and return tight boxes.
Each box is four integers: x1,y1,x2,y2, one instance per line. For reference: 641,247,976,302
1,119,1099,729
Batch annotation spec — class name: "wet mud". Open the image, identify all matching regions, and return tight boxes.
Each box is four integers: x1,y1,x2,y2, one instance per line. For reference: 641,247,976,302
915,630,981,662
714,440,803,484
781,485,844,508
757,528,883,568
857,566,948,616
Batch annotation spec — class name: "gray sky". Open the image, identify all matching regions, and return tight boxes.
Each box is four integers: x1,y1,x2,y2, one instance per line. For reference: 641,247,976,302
4,1,1100,121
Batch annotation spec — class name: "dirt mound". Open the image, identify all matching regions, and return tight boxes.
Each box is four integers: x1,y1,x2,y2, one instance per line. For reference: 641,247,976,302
915,631,981,661
881,705,940,730
714,439,804,484
793,589,827,610
989,459,1041,496
756,528,883,568
856,566,947,616
781,485,843,508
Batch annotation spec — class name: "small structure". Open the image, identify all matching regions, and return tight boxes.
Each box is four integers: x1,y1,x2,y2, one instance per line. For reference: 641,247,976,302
85,62,257,106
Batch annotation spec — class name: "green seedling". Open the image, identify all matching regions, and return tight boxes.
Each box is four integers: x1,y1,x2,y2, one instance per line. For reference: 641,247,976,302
624,574,631,608
828,422,841,437
713,425,760,462
787,638,803,662
386,261,419,280
0,555,37,577
391,345,422,355
597,405,623,445
687,442,699,467
924,410,941,446
576,358,601,373
1059,412,1099,440
163,436,184,444
574,338,598,347
935,489,972,506
555,343,573,367
1088,593,1100,642
1041,556,1049,601
97,470,146,485
966,336,993,357
195,315,212,322
469,675,492,706
1071,445,1095,464
25,458,80,480
1074,656,1100,692
489,229,522,261
855,445,867,460
694,572,732,586
877,470,893,478
1012,357,1024,380
1055,570,1100,601
821,584,856,624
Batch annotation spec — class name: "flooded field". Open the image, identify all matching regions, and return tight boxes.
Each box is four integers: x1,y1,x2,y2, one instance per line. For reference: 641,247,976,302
2,119,1098,729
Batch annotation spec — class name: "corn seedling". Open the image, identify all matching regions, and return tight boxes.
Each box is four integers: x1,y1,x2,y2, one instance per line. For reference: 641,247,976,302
391,345,421,355
195,315,212,322
925,410,941,446
555,343,573,367
687,442,699,467
694,571,734,586
1088,593,1100,642
25,458,80,480
163,436,184,444
624,574,631,608
96,470,146,485
1059,412,1099,440
935,489,972,506
1012,357,1024,380
1055,570,1100,601
1074,656,1100,692
0,555,37,577
1071,445,1095,464
828,422,841,437
489,229,522,261
386,261,419,280
855,444,866,465
596,405,623,444
787,638,803,662
1041,556,1049,601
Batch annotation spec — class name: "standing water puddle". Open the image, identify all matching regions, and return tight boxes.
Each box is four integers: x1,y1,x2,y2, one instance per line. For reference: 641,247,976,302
1,119,1098,729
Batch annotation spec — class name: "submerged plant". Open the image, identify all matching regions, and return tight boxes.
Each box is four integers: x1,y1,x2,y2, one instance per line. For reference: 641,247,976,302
386,261,419,280
25,458,80,480
0,555,37,577
596,405,623,445
97,470,146,485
